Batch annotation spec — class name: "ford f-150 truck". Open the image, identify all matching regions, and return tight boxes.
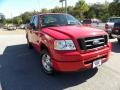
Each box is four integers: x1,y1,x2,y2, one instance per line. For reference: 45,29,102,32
26,13,111,74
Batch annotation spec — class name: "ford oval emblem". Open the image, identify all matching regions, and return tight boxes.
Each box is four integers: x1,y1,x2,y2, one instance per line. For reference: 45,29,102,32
93,39,100,45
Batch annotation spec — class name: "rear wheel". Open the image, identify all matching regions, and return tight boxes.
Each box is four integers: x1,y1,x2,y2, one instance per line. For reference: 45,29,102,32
117,38,120,45
109,34,114,39
40,50,54,75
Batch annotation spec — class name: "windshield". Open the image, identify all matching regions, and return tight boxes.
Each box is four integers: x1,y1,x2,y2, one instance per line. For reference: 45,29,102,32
40,14,81,28
108,18,120,23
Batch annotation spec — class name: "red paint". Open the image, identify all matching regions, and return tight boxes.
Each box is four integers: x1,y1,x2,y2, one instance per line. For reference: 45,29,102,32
26,13,111,72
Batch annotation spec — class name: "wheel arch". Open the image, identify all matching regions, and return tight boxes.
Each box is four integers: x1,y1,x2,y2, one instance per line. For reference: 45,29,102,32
40,43,48,51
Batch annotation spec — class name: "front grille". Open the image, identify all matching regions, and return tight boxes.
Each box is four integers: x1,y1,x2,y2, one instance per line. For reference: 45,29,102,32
77,35,108,51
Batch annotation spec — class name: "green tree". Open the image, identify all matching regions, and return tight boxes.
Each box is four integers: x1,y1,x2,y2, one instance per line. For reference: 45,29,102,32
6,19,12,24
109,1,120,16
85,2,110,21
41,8,49,13
0,13,5,24
21,12,32,24
50,7,64,13
5,0,113,23
75,0,89,19
13,17,22,25
67,6,74,15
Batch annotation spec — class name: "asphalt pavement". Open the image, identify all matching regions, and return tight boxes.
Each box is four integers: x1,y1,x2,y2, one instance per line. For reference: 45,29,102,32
0,28,120,90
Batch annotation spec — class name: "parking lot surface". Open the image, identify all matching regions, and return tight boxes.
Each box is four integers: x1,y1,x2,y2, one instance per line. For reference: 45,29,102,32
0,28,120,90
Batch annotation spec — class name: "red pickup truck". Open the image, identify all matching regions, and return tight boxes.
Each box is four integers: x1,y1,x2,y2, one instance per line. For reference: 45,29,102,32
26,13,111,74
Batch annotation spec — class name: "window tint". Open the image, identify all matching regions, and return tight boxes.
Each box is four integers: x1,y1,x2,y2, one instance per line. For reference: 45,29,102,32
30,16,35,24
40,14,80,28
33,16,38,30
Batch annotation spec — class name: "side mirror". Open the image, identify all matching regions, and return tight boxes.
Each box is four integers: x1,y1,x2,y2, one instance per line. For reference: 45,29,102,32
30,23,36,29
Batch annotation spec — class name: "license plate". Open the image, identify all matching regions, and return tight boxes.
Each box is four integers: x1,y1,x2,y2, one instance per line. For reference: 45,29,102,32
93,59,102,68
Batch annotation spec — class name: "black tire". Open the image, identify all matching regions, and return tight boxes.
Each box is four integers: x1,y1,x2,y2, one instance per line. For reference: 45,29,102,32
40,49,54,75
27,39,33,49
117,38,120,45
109,34,114,39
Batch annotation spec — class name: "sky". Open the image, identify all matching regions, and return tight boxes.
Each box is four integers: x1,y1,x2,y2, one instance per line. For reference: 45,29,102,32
0,0,113,18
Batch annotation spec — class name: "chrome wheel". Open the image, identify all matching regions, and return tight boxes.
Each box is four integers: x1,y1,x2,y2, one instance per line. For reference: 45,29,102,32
42,54,52,72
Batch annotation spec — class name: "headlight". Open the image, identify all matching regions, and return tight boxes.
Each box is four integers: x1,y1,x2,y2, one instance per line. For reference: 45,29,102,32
54,40,76,50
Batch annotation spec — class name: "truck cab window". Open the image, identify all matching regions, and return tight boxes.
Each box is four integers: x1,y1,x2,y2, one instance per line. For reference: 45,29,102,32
32,16,38,30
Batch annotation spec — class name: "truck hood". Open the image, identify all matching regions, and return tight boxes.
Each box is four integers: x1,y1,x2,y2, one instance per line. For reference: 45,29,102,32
43,25,107,39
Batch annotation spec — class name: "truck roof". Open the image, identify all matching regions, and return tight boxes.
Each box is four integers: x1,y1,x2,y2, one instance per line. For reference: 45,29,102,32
34,13,67,16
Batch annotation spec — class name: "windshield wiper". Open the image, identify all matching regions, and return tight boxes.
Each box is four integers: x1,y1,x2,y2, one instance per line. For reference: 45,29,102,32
61,23,79,26
42,24,61,28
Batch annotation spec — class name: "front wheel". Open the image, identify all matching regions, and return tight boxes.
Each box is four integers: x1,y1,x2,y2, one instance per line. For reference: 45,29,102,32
27,39,33,49
40,50,54,75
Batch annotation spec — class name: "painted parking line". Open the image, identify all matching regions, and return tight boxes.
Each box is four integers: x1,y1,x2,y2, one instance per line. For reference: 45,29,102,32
0,35,25,38
0,82,2,90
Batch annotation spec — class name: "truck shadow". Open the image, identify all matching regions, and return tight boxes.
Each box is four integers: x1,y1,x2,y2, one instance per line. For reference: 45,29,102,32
0,44,98,90
111,40,120,53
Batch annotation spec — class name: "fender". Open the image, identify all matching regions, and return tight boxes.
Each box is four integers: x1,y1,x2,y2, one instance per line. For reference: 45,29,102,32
39,33,54,53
